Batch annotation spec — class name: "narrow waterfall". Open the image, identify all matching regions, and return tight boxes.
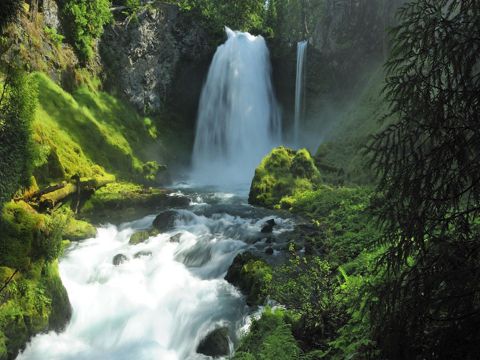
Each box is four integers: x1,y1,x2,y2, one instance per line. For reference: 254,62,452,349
293,40,308,146
192,28,281,187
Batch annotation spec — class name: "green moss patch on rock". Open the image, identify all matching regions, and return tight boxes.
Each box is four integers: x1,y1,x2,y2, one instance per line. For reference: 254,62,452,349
225,252,272,306
129,230,150,245
63,216,96,241
249,147,321,209
80,182,190,224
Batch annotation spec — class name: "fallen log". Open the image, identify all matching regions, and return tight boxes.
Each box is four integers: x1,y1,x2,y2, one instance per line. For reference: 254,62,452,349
35,176,116,210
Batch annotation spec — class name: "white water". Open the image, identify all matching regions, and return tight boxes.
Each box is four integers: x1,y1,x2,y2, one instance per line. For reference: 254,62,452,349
192,28,281,187
293,40,308,146
18,191,293,360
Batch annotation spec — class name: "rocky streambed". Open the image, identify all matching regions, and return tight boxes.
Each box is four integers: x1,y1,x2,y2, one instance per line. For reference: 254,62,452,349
17,185,308,360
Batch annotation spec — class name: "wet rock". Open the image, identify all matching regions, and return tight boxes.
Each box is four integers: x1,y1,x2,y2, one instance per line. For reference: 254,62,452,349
265,236,275,244
134,251,153,258
113,254,128,266
152,210,178,232
196,328,230,358
169,233,183,243
176,244,212,267
265,247,274,255
129,230,150,245
166,195,191,208
261,219,276,233
225,252,271,306
101,2,212,114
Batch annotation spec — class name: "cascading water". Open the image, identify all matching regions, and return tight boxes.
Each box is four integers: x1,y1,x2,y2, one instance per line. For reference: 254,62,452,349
17,190,293,360
293,40,308,146
192,28,281,187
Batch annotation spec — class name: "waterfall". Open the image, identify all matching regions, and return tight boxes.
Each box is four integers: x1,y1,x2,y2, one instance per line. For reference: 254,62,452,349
293,40,308,146
192,28,281,187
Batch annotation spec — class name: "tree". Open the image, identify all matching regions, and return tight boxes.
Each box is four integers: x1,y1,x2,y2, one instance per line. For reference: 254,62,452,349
0,69,37,208
368,1,480,358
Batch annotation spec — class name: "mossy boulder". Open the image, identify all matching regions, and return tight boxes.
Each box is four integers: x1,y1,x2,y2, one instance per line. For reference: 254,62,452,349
63,217,96,241
225,252,272,306
248,147,321,208
129,230,150,245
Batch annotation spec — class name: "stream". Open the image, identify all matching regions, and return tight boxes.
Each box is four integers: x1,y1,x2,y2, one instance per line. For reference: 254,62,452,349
18,186,294,360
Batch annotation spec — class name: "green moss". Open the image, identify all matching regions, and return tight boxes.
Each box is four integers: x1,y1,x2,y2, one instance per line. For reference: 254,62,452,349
31,72,165,185
79,182,179,224
63,216,96,241
129,231,150,245
248,147,321,208
225,252,272,306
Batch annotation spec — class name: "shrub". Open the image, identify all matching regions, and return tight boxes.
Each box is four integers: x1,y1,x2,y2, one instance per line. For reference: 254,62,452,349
61,0,112,61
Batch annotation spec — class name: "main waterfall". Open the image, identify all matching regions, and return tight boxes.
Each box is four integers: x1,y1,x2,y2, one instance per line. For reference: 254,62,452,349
192,28,281,187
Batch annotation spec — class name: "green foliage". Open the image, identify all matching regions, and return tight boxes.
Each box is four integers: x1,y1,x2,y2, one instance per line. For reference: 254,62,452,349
174,0,267,36
367,1,480,358
0,201,65,270
249,147,321,208
266,0,326,42
234,309,301,360
0,261,70,359
0,69,37,207
61,0,112,61
43,26,64,47
32,72,161,185
271,253,342,349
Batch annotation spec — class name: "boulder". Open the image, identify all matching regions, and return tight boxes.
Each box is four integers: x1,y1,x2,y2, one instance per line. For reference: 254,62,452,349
129,230,150,245
113,254,128,266
169,233,183,243
134,251,153,258
152,210,178,232
261,219,276,233
225,252,272,306
196,328,230,358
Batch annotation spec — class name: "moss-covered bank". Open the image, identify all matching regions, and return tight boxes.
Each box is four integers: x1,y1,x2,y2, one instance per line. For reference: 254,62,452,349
232,147,381,359
0,202,71,360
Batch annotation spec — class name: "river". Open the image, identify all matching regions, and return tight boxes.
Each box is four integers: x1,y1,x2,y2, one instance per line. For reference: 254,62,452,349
18,186,293,360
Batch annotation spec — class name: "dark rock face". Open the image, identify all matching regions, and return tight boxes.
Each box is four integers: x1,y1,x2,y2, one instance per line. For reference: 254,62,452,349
265,247,274,255
270,0,405,141
261,219,277,233
152,210,178,232
196,328,230,358
101,3,213,115
113,254,128,266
